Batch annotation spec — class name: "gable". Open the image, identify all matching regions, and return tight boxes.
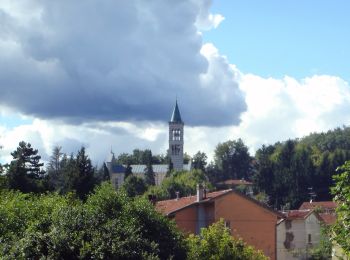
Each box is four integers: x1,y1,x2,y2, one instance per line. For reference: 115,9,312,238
215,192,281,221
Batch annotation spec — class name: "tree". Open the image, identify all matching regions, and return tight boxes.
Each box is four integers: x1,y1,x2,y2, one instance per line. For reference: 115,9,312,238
0,182,187,259
124,164,132,180
186,219,267,260
214,139,252,181
46,146,64,190
144,162,155,186
73,147,97,199
0,143,3,174
121,175,147,197
145,169,212,201
7,141,45,193
192,151,207,172
95,163,110,183
60,147,96,199
143,150,155,186
331,161,350,255
116,152,133,165
253,145,275,198
183,152,191,164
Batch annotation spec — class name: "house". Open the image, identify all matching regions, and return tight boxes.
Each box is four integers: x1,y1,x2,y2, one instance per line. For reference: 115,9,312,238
156,185,283,260
277,209,322,260
105,100,191,188
298,200,337,225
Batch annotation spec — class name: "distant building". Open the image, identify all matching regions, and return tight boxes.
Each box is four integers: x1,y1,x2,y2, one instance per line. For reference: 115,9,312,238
105,100,191,188
277,209,322,260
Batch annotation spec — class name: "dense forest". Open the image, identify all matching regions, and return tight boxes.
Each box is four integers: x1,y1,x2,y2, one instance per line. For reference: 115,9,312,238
1,127,350,258
2,127,350,210
253,126,350,209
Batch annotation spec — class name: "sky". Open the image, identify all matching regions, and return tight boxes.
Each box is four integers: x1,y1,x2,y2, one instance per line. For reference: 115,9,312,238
1,0,350,166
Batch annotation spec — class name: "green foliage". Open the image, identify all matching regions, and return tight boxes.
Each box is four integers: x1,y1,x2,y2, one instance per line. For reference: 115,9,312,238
47,147,97,200
145,169,211,200
331,161,350,256
124,164,133,180
192,151,208,172
121,175,148,197
117,149,168,165
6,141,46,193
186,219,268,260
0,182,187,259
183,152,191,164
143,150,155,186
213,139,252,183
254,127,350,209
95,163,110,183
308,225,332,260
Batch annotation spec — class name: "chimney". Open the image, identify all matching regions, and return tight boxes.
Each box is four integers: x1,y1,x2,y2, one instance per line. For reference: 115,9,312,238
197,184,204,202
175,191,180,200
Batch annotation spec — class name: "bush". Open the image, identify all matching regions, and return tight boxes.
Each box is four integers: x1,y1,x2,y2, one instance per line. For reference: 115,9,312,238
0,182,187,259
186,219,268,260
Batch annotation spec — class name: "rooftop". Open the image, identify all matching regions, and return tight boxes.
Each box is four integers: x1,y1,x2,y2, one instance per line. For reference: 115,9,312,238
299,201,337,211
156,189,283,218
281,210,313,220
318,212,337,225
156,189,231,215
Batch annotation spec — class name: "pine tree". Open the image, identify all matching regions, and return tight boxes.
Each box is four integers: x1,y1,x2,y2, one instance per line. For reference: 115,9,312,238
47,146,64,190
144,150,155,186
144,162,155,186
124,164,132,180
7,141,45,193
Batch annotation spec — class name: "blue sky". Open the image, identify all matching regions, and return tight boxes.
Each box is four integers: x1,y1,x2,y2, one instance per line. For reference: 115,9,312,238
204,1,350,81
1,0,350,164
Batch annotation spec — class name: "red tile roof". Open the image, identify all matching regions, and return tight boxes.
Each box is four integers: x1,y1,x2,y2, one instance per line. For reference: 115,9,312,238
156,189,284,219
282,210,313,220
318,213,337,225
299,201,337,211
217,179,253,185
156,189,231,215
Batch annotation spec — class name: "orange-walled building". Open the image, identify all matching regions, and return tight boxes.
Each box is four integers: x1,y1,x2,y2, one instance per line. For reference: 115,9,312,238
156,187,283,260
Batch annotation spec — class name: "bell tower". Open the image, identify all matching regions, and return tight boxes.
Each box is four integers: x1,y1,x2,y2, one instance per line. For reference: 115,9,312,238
169,100,184,170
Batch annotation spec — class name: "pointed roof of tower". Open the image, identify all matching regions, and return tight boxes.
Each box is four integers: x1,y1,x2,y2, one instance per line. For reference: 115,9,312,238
170,100,183,123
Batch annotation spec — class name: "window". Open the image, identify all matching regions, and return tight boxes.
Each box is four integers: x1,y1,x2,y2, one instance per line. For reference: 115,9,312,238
114,177,119,189
308,234,312,244
172,145,180,155
172,129,181,141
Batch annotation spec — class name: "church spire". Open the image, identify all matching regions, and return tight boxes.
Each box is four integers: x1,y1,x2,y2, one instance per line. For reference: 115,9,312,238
169,99,184,171
170,100,183,123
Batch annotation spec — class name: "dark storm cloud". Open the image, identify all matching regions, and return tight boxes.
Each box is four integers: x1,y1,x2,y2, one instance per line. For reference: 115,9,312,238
0,0,246,126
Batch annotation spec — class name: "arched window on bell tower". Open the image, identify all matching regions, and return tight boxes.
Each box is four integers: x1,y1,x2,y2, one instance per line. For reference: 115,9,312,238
172,129,181,141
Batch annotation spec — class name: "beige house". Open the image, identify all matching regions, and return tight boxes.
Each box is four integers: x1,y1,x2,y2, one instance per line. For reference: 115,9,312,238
277,210,322,260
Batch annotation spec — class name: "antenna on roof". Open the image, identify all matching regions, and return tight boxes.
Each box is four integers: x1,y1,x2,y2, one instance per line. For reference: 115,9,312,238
308,187,316,202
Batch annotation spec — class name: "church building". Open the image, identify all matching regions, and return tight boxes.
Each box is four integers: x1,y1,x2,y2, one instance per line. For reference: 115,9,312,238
105,101,191,188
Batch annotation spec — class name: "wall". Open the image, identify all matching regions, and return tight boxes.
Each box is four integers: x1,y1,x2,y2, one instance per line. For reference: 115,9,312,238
173,202,215,235
276,213,321,260
214,192,278,260
174,206,197,235
110,173,125,189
